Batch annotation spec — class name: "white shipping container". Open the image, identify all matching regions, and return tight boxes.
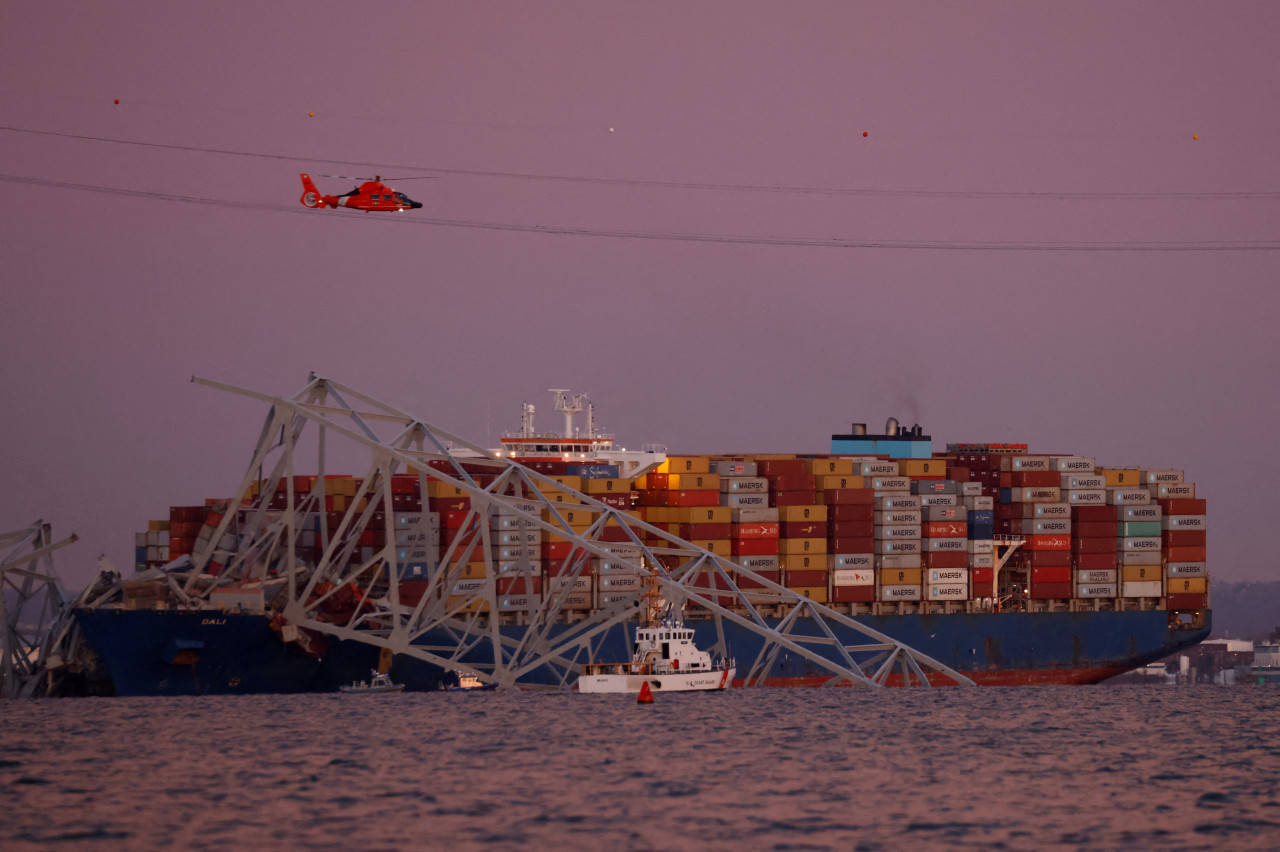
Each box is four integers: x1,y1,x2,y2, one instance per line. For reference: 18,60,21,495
970,552,995,569
499,594,541,612
875,538,922,555
1016,487,1061,503
870,476,912,491
1120,537,1162,552
1142,469,1184,485
1163,515,1207,530
1109,489,1151,505
598,574,645,592
1119,504,1162,522
1121,580,1163,598
496,500,540,517
547,574,593,592
875,509,923,525
559,591,594,610
877,494,922,510
923,504,966,520
1076,569,1118,584
1121,551,1162,566
722,493,770,509
450,578,487,596
396,546,434,563
497,559,542,575
958,481,983,497
1076,583,1117,599
878,584,922,601
497,545,539,561
596,558,643,575
736,554,780,572
926,538,968,552
1066,489,1107,504
963,495,994,510
1061,474,1106,490
1166,561,1207,577
493,529,540,546
968,539,994,555
927,568,968,584
597,591,639,608
710,460,757,476
395,528,440,546
490,515,532,531
919,493,960,507
1011,456,1051,471
829,553,873,570
832,568,875,586
732,507,780,523
1053,456,1096,473
1033,518,1072,535
1021,502,1071,519
875,524,922,540
720,476,768,493
874,553,923,569
925,584,968,600
857,461,900,476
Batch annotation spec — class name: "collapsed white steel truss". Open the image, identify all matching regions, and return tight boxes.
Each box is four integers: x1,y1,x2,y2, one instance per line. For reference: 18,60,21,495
137,374,973,689
0,522,80,698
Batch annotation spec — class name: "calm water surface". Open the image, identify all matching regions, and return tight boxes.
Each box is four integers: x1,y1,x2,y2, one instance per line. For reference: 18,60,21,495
3,685,1279,850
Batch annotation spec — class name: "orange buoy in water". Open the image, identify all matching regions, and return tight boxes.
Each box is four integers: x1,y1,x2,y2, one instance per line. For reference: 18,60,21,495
637,681,654,704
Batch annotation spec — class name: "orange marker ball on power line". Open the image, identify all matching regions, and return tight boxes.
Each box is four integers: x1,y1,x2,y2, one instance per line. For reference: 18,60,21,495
309,112,315,117
114,99,120,105
863,131,869,137
1193,134,1198,140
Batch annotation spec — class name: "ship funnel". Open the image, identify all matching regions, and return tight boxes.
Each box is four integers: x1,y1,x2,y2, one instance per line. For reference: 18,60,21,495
885,417,899,436
852,423,866,436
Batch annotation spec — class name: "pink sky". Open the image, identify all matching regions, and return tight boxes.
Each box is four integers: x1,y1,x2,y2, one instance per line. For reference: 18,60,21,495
2,2,1278,587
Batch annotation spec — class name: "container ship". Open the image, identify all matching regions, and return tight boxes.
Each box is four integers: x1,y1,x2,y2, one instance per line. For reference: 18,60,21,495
73,381,1210,694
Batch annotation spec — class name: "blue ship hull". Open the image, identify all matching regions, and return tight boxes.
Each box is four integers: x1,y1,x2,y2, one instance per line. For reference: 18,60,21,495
75,607,1210,695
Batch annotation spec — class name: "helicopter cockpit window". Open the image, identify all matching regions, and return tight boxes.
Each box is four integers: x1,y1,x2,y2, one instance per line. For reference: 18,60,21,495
371,194,382,201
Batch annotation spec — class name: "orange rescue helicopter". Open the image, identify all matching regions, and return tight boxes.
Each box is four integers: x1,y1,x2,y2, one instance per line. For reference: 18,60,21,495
299,173,423,212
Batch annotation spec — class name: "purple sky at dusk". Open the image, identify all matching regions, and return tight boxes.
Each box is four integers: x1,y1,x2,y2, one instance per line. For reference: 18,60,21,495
2,2,1278,588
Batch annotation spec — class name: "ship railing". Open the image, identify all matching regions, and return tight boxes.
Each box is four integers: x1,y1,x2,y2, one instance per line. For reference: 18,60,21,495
582,662,651,676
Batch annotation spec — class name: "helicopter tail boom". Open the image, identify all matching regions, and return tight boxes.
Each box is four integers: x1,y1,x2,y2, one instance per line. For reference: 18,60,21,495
299,173,333,208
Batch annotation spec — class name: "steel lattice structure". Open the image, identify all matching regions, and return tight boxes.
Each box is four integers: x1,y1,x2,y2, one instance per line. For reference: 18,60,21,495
111,374,973,689
0,522,81,698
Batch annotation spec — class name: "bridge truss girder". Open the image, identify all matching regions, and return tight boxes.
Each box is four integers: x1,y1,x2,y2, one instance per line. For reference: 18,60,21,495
0,522,80,699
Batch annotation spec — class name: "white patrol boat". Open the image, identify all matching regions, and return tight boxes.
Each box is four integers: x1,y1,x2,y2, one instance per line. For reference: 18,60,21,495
339,670,405,694
578,578,735,694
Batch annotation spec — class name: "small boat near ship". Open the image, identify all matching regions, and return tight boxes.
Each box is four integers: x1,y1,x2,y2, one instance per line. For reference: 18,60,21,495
339,670,404,694
444,671,498,692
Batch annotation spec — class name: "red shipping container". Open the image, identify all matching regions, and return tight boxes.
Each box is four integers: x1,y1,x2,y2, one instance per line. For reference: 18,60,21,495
594,493,634,510
771,490,820,507
1161,498,1207,515
1031,566,1072,583
735,521,780,539
1011,471,1060,487
681,523,733,540
828,520,874,538
782,521,828,538
1166,593,1208,610
768,474,818,491
757,459,808,477
785,569,829,587
1073,537,1117,554
732,538,780,556
1074,552,1117,571
823,489,876,507
1165,546,1207,562
829,536,875,553
831,584,876,603
541,541,573,561
1030,581,1072,599
598,526,636,542
442,526,482,547
999,472,1013,488
948,466,971,482
1074,521,1118,538
996,503,1020,520
971,567,994,585
924,521,968,538
1162,530,1207,547
668,490,720,507
1029,549,1072,567
497,576,543,595
1072,506,1115,522
398,580,432,606
827,505,875,524
1027,535,1071,551
922,551,968,568
736,570,782,589
432,498,472,516
390,475,419,495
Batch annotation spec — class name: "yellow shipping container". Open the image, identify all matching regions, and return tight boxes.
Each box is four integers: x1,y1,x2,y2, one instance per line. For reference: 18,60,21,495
1121,564,1162,583
329,495,347,511
807,458,854,476
687,539,733,555
670,473,720,491
777,505,829,523
546,475,584,492
585,478,630,494
900,459,948,478
818,474,865,491
676,506,733,524
662,456,711,474
879,568,923,586
459,562,488,579
779,537,827,555
1167,576,1208,594
540,507,595,526
1102,469,1143,487
788,586,829,604
780,553,826,572
427,481,468,499
147,520,171,532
